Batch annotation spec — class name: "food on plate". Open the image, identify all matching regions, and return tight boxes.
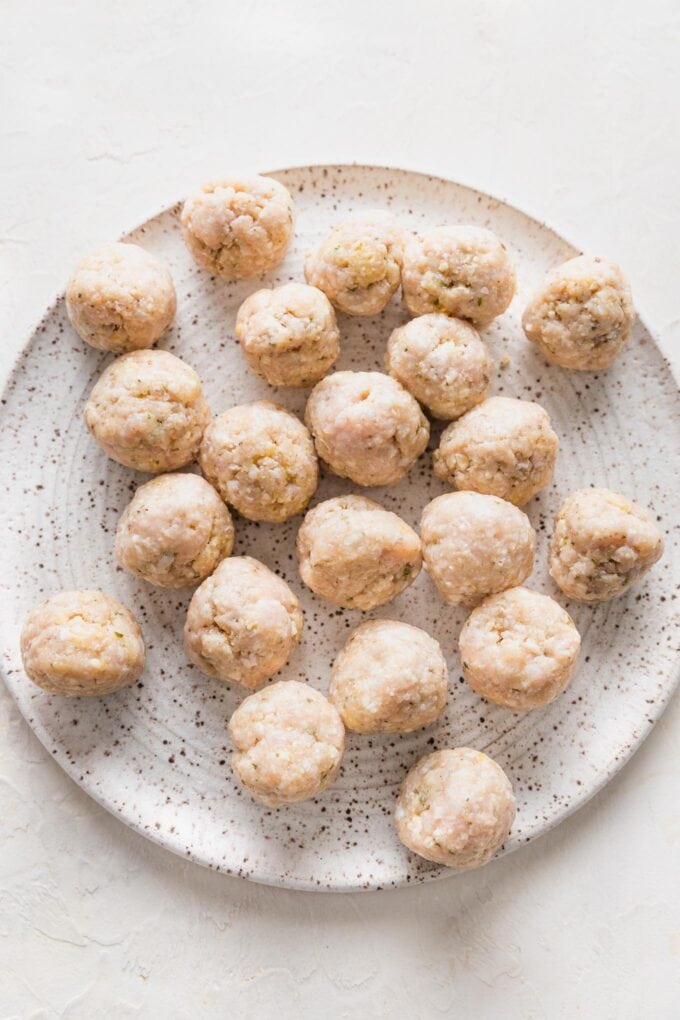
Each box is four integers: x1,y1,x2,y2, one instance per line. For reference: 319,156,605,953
420,491,535,607
459,586,581,710
184,556,302,689
229,680,345,806
199,401,317,523
549,488,664,603
395,747,516,868
297,495,422,610
20,590,144,697
305,371,429,487
235,282,339,388
522,255,635,370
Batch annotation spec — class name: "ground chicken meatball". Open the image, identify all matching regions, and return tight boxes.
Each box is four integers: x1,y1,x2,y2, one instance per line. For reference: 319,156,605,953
549,488,664,603
305,371,429,487
297,495,422,610
66,242,176,353
83,349,210,472
115,473,234,588
385,314,492,420
229,681,345,807
181,175,294,279
402,226,516,327
420,492,535,607
304,210,405,316
395,748,516,869
184,556,302,689
329,620,448,733
459,587,581,710
522,255,635,370
199,401,318,523
20,590,144,697
434,396,559,506
235,283,339,388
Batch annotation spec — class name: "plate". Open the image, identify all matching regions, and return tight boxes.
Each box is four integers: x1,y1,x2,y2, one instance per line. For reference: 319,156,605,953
1,165,678,891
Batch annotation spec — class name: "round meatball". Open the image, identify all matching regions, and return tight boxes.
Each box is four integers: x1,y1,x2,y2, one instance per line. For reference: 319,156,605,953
304,210,404,315
297,495,422,611
395,748,516,869
460,587,581,710
20,590,144,697
229,681,345,807
184,556,302,689
181,175,294,279
420,492,535,607
199,401,318,523
433,396,559,506
329,620,447,733
66,242,176,353
402,226,516,326
84,349,210,472
385,313,492,420
235,283,339,388
522,255,635,370
305,371,429,487
115,473,234,588
549,488,664,603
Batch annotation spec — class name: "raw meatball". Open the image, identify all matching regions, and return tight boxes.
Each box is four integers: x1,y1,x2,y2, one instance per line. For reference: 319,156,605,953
434,396,559,506
385,313,492,420
84,349,210,472
420,492,535,607
199,401,318,522
297,495,422,610
115,473,234,588
66,242,176,353
402,226,515,326
305,371,429,487
395,748,516,869
304,210,405,315
459,587,581,710
181,175,294,279
549,488,664,603
229,681,345,807
522,255,635,370
329,620,448,733
20,590,144,697
184,556,302,689
235,283,339,388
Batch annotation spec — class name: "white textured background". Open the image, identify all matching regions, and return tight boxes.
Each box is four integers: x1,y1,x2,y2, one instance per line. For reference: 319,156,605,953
1,1,679,1017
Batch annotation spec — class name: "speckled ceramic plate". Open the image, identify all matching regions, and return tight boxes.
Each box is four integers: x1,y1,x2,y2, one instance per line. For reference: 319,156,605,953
1,165,678,891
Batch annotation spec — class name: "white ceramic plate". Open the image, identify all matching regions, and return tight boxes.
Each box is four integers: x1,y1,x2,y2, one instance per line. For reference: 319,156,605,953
1,165,678,891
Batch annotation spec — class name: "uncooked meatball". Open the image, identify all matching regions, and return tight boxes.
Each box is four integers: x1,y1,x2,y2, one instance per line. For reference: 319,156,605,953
305,371,429,487
459,587,581,710
199,401,318,523
395,748,516,869
229,681,345,807
84,349,210,472
297,495,422,610
115,473,234,588
66,242,176,353
549,488,664,603
522,255,635,370
235,283,339,388
329,620,447,733
304,210,404,315
402,226,516,326
184,556,302,689
420,491,535,607
20,590,144,697
433,396,559,506
181,175,294,279
385,313,492,420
